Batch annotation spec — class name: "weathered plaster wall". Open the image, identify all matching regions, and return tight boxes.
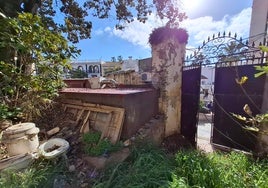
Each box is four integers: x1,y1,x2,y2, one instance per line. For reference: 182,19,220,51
151,37,186,137
122,59,139,72
106,71,143,85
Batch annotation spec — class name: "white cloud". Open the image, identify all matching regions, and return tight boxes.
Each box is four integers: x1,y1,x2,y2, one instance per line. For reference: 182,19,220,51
104,27,112,32
93,7,252,50
95,26,113,37
111,14,165,49
181,16,228,44
226,8,252,38
182,7,252,47
94,29,104,35
92,14,165,49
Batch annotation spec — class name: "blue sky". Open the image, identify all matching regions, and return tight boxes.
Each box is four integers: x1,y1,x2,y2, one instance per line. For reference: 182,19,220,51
74,0,253,61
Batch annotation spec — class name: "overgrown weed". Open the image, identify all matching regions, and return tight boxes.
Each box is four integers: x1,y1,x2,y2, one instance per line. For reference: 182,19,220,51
0,158,73,188
1,145,268,188
93,143,174,188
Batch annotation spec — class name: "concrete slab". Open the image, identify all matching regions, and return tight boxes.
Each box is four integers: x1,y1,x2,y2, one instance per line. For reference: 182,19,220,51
197,113,214,153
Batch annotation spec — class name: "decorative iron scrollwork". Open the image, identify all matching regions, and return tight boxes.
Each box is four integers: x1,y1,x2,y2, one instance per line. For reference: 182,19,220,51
184,32,265,67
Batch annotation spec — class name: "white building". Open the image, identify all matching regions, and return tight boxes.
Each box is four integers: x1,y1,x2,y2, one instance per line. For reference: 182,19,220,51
122,57,139,72
200,67,215,104
70,60,103,78
249,0,268,47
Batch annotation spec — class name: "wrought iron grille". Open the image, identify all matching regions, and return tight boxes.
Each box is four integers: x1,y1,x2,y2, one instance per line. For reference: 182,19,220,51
184,32,267,67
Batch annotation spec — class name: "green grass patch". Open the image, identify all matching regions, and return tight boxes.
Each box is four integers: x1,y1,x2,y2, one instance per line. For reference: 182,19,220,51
1,145,268,188
82,131,123,156
93,146,268,188
0,158,74,188
92,144,175,188
171,150,268,188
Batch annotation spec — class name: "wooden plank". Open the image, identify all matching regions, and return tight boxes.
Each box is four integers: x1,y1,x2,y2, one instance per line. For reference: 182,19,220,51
83,103,125,143
84,107,112,114
80,111,91,133
100,113,113,140
91,111,98,127
76,109,85,124
63,105,68,112
64,104,84,110
102,108,125,144
64,103,112,114
61,99,83,106
62,101,125,144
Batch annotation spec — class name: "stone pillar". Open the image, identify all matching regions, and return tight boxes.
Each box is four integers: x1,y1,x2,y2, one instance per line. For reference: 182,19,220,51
150,28,187,137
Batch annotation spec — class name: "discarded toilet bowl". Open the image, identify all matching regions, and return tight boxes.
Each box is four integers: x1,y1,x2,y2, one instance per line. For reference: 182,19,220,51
38,138,69,159
2,122,40,156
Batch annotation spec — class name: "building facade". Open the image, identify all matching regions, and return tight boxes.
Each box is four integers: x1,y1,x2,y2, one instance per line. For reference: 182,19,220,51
70,60,103,78
249,0,268,47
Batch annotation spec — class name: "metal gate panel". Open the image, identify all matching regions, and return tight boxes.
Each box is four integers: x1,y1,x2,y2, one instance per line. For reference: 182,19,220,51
181,66,201,145
213,64,265,152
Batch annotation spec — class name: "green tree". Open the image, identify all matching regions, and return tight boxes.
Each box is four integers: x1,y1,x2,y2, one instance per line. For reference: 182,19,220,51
111,57,116,62
255,46,268,77
117,55,123,62
0,0,186,44
0,13,77,122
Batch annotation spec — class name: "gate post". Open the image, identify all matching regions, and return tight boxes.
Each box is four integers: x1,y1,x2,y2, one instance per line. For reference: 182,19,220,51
149,27,188,137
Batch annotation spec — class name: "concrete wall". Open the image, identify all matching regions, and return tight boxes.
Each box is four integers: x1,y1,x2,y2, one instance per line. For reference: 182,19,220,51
122,58,139,72
249,0,268,46
101,62,122,76
151,37,186,137
106,71,144,85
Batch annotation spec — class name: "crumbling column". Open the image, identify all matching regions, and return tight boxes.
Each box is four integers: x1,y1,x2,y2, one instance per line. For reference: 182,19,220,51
149,27,188,137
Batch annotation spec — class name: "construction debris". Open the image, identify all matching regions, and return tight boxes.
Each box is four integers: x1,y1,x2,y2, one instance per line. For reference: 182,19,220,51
47,127,60,137
61,99,125,144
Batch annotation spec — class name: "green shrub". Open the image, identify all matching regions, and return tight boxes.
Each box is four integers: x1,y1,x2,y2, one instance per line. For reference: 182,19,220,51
0,13,78,122
82,131,101,144
172,150,268,188
0,103,22,121
82,131,123,156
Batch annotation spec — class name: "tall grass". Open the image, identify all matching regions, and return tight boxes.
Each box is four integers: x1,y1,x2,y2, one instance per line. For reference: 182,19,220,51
171,150,268,188
1,145,268,188
93,144,175,188
93,145,268,188
0,158,73,188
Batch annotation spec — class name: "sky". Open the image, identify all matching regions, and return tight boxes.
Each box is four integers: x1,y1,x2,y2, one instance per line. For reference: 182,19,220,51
74,0,253,61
